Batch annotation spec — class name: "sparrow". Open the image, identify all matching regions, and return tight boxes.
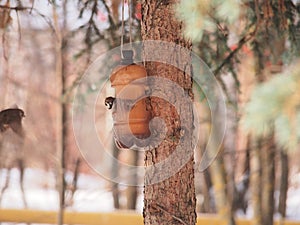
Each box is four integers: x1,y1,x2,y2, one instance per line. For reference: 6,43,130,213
0,108,25,133
105,97,115,110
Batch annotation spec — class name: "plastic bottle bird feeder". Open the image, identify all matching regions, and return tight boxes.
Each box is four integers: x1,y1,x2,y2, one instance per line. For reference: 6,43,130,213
107,50,151,149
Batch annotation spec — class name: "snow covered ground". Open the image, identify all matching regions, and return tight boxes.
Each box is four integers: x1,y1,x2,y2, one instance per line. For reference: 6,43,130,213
0,168,299,220
287,172,300,220
287,186,300,220
0,168,118,212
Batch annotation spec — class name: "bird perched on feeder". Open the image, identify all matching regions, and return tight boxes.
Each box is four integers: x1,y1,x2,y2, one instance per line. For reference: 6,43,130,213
0,106,27,208
0,108,25,134
105,96,115,110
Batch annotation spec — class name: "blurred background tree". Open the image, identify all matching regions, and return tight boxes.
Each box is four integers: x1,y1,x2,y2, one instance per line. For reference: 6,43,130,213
177,0,300,225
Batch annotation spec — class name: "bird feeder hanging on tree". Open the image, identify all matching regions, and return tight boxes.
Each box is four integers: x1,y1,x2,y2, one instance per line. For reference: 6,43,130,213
106,50,151,149
105,0,151,149
104,0,151,149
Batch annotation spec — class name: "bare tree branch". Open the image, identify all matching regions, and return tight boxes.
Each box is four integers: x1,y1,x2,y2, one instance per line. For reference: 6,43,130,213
0,4,55,32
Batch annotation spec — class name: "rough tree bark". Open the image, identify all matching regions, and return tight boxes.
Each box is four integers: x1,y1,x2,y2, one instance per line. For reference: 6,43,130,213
141,0,197,224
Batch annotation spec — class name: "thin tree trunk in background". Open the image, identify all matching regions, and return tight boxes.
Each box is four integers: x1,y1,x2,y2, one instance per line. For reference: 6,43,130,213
278,150,289,218
210,152,235,225
126,149,139,210
53,8,64,225
261,135,275,225
69,158,81,205
111,141,120,209
0,26,9,173
52,1,68,224
240,137,250,213
232,136,250,213
202,154,214,213
141,0,196,224
0,35,9,107
208,97,235,224
250,138,263,225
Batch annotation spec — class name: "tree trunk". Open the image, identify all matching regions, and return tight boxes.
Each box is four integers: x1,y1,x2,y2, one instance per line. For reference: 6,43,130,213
141,0,196,224
250,138,263,225
202,157,214,213
278,150,288,218
210,151,235,225
111,141,120,209
0,32,9,107
261,135,275,225
207,96,235,225
126,149,139,210
232,136,250,214
52,1,69,224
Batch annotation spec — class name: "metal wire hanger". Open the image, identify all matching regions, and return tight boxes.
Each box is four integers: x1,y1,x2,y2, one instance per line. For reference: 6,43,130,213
120,0,133,62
